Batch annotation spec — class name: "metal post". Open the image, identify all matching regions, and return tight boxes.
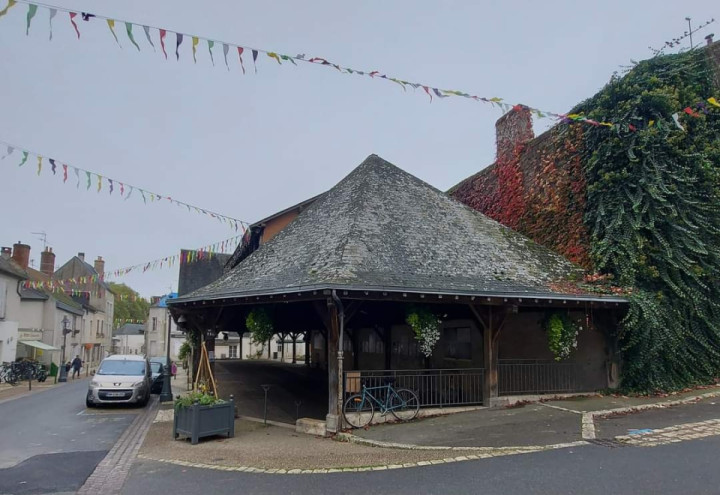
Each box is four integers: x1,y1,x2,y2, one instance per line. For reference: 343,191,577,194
261,384,271,426
58,317,69,383
159,308,173,402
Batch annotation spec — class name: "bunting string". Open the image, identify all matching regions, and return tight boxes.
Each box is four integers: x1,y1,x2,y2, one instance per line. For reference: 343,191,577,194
2,1,718,133
22,234,242,293
0,0,656,129
0,138,249,231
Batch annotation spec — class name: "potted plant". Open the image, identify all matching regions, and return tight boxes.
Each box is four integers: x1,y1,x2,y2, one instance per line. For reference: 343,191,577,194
173,392,235,445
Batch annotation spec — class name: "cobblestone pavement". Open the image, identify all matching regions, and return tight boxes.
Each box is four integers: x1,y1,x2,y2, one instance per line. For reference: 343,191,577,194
615,419,720,447
77,397,159,494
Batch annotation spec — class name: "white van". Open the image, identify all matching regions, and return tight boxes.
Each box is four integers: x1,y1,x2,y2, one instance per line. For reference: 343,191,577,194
86,354,151,407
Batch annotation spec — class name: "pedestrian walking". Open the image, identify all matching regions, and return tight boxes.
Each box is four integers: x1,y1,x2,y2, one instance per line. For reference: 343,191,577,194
171,361,177,380
71,355,82,379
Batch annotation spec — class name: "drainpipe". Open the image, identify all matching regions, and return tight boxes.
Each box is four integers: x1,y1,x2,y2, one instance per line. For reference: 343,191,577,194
331,290,344,420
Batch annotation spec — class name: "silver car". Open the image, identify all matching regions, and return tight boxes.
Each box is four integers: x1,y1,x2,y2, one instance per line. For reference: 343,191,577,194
86,355,151,407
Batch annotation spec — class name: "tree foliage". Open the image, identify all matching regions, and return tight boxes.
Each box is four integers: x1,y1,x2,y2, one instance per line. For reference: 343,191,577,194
109,283,150,327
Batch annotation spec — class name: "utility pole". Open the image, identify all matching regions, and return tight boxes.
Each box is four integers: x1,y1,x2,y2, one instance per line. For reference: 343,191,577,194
686,17,694,49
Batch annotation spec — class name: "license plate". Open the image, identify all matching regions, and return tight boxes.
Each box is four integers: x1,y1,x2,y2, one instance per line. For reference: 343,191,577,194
106,392,125,397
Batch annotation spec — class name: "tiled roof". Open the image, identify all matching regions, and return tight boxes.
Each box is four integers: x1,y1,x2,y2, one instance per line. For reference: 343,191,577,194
175,155,608,304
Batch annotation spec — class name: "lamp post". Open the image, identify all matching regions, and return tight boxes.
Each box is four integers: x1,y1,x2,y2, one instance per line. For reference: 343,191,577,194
58,315,71,383
159,308,174,402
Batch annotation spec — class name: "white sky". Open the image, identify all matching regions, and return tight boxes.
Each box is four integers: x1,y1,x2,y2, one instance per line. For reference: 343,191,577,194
0,0,717,297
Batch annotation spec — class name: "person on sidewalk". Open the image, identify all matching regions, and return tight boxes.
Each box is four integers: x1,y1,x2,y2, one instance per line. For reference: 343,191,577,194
71,355,82,379
171,361,177,380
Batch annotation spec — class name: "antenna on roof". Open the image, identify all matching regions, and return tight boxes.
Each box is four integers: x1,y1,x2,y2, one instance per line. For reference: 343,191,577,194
31,231,48,250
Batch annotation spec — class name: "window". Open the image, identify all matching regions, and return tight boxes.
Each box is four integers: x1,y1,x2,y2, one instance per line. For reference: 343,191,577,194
444,327,472,360
152,317,157,331
229,345,238,358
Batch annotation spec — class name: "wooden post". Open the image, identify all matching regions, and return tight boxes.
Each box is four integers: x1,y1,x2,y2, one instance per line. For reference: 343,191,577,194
304,333,310,366
482,307,499,406
383,326,392,370
281,333,285,362
326,300,340,433
292,333,297,364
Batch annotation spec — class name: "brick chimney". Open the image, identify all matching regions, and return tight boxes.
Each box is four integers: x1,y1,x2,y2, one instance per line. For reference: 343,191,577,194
496,105,534,163
94,256,105,275
40,247,56,277
11,242,30,270
706,33,714,46
77,252,85,262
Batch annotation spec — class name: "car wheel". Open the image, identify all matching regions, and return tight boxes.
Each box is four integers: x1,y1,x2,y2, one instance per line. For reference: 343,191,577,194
86,392,95,408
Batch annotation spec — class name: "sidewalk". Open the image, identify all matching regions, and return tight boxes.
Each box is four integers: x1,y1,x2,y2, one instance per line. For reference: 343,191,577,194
135,385,720,473
352,386,720,448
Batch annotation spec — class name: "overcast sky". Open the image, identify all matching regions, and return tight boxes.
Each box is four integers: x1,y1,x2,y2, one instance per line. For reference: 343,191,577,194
0,0,717,298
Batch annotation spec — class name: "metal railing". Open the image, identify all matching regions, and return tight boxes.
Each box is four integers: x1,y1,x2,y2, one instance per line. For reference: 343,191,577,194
344,368,484,408
498,359,578,395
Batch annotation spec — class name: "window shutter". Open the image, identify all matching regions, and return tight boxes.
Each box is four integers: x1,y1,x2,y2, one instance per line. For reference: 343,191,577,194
0,279,7,319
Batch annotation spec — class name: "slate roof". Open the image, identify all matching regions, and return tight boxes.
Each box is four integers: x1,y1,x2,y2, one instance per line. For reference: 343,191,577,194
175,155,622,304
53,256,114,293
177,251,231,296
20,267,85,315
0,256,27,279
114,323,145,336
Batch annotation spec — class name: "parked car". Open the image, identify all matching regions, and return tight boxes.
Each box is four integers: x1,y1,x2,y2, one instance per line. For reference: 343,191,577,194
86,355,151,408
149,360,164,394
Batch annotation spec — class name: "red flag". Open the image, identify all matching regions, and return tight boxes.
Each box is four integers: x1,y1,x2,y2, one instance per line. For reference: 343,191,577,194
62,164,68,182
69,12,80,39
159,29,167,59
422,86,433,102
237,47,246,74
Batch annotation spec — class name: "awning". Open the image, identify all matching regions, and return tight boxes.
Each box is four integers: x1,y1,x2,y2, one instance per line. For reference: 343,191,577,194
19,340,60,352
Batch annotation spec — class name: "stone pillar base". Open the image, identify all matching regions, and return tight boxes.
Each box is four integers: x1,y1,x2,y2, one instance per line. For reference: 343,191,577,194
325,413,339,434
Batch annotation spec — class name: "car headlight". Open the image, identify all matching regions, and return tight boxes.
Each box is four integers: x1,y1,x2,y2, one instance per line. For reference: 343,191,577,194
132,381,145,387
89,382,100,389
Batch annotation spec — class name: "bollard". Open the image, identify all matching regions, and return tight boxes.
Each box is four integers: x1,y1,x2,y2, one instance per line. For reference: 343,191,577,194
260,384,271,426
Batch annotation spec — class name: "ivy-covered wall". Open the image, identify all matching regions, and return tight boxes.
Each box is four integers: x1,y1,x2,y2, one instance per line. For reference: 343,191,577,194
451,42,720,392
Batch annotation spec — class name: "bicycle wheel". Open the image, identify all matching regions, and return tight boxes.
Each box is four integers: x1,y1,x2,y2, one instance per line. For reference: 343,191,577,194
390,388,420,422
343,394,374,429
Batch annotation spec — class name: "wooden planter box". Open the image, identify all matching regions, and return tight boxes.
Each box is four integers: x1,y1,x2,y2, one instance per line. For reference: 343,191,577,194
173,397,235,445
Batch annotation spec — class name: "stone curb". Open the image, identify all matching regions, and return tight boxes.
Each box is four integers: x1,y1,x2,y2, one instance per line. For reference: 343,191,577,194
136,439,585,476
335,431,587,452
581,389,720,440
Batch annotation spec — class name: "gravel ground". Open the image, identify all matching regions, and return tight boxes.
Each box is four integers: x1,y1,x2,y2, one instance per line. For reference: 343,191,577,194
140,419,512,470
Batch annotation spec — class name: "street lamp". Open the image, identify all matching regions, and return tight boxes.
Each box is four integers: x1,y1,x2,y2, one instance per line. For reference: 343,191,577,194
58,315,71,383
159,307,174,402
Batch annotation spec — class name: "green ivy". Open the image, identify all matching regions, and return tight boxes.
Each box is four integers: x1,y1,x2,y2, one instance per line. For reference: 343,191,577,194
246,308,274,345
574,49,720,391
545,313,578,361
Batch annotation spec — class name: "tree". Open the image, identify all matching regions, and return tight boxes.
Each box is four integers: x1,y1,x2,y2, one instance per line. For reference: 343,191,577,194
109,283,150,328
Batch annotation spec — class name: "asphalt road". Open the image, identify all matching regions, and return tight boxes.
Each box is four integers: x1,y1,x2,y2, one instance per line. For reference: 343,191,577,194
123,436,720,495
0,378,139,495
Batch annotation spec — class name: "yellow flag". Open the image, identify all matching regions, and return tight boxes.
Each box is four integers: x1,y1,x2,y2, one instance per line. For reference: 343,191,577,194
267,52,282,64
192,36,199,63
0,0,17,18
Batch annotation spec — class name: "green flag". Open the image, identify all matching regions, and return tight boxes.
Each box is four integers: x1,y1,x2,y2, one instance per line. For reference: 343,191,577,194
125,22,140,51
18,151,28,167
25,3,37,35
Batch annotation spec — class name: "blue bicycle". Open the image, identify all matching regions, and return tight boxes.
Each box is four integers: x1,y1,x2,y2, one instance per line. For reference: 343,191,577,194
343,380,419,428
